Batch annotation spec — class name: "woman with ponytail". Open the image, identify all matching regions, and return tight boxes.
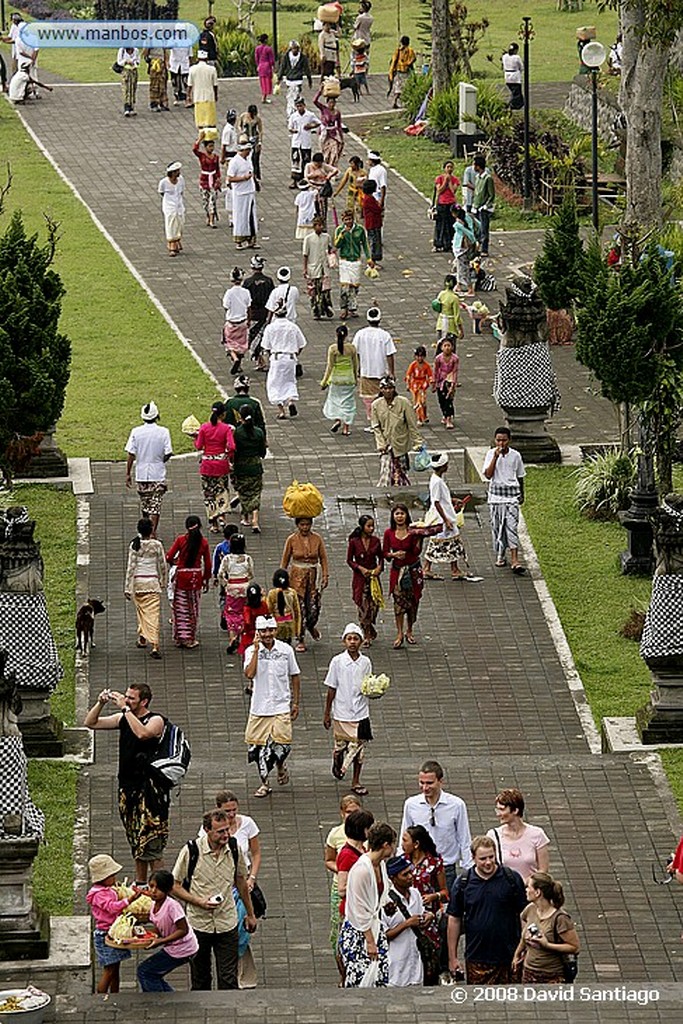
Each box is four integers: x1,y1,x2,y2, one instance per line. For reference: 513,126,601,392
166,515,211,648
266,568,301,646
233,404,267,533
194,400,236,532
124,517,167,658
320,323,359,436
513,872,580,984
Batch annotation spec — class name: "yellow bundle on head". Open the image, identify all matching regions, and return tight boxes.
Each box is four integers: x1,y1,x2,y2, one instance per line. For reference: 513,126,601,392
181,414,201,436
282,480,324,519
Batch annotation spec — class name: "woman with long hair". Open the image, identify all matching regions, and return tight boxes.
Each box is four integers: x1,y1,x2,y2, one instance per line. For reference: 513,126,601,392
513,872,580,984
402,824,447,981
192,129,222,228
382,504,423,648
452,207,476,297
320,323,359,436
314,88,345,167
233,404,267,533
334,155,366,215
238,582,269,657
238,104,264,181
280,516,329,652
194,401,236,532
346,514,384,646
124,517,167,659
254,33,275,104
218,533,254,654
166,515,211,648
266,568,302,645
339,821,396,987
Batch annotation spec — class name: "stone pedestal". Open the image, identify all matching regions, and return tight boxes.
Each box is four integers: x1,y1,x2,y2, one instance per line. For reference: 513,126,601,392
500,405,561,464
0,840,50,960
22,426,68,479
619,507,655,575
636,666,683,744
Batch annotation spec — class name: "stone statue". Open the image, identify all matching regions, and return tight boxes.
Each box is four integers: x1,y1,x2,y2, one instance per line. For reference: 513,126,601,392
651,494,683,577
0,650,22,738
0,506,44,596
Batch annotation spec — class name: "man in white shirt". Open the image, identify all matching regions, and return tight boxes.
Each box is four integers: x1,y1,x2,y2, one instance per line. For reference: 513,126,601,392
352,306,396,420
400,758,473,892
227,139,258,249
125,401,173,536
244,616,301,797
367,151,387,209
188,51,218,129
323,624,372,795
482,426,526,574
287,97,320,187
266,266,300,322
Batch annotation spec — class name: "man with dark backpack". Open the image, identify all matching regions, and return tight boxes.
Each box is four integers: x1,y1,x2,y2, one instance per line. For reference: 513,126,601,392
171,808,257,989
446,834,526,985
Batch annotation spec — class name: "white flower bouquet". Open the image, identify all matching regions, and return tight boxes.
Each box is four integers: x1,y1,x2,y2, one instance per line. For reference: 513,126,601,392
361,673,391,700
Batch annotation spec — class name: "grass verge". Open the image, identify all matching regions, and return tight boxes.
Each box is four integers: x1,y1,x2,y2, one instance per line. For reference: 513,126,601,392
28,761,78,916
523,466,683,814
0,103,217,461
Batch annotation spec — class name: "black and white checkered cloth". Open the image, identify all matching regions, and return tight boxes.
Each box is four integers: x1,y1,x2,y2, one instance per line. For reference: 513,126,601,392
640,576,683,659
0,736,45,840
493,342,561,412
0,593,63,692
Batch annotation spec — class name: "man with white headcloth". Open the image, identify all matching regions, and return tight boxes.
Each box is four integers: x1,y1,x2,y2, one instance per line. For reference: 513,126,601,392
244,615,301,798
125,401,173,535
228,138,258,250
323,623,373,796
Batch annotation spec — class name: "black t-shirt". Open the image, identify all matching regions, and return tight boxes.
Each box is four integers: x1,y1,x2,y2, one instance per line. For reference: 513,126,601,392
243,272,274,315
198,29,217,62
118,711,161,790
447,866,527,965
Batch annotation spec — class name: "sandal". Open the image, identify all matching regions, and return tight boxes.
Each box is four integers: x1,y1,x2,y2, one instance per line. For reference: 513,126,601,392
406,635,418,645
351,785,369,796
423,572,444,580
511,564,527,575
136,638,147,648
277,766,290,786
185,640,200,649
393,637,404,649
150,648,162,659
495,559,507,568
295,642,306,653
254,783,272,798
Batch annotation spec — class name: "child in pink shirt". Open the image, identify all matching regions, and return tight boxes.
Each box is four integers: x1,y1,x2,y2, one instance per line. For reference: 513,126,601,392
137,869,199,992
86,853,140,993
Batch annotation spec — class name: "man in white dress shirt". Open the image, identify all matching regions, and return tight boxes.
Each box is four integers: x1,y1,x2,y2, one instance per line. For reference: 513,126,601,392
244,616,301,798
287,97,321,187
323,623,372,795
400,759,473,892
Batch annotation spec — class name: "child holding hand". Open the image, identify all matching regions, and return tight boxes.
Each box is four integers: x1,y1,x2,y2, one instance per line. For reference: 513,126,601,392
86,854,140,993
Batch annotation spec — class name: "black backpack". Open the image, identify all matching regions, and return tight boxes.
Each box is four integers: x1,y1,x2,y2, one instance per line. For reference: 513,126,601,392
149,717,192,789
182,836,238,891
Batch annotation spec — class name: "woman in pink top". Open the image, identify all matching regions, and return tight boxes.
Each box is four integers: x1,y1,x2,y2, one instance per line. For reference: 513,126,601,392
137,869,199,992
255,34,275,103
194,401,236,532
432,159,460,253
166,515,211,647
487,786,550,880
432,336,459,430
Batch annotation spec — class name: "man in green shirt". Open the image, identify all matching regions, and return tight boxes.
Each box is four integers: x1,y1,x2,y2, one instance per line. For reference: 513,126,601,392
333,209,374,318
472,154,495,257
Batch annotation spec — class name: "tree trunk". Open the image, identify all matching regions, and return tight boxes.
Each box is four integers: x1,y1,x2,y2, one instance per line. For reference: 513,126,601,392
619,1,668,232
431,0,454,94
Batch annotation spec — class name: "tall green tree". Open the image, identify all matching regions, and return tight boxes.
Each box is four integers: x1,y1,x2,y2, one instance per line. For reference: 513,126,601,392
0,212,71,483
534,192,585,311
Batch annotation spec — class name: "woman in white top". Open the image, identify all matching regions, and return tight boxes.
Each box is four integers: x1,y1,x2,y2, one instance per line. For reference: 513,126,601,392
487,786,550,881
502,43,524,110
261,300,307,418
423,453,468,580
157,162,185,257
124,517,167,658
338,821,396,987
222,267,252,375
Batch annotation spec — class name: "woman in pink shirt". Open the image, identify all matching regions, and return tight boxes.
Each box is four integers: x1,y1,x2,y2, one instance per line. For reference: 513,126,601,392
487,786,550,880
137,869,199,991
255,34,275,104
432,160,460,253
194,401,236,532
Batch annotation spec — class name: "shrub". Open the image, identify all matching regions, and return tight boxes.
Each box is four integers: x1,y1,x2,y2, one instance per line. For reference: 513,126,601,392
573,451,636,519
427,86,460,133
215,19,255,77
534,192,585,311
401,72,432,122
469,79,508,132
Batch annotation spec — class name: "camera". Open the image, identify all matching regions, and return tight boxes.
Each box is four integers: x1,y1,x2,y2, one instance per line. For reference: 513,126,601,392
527,923,541,937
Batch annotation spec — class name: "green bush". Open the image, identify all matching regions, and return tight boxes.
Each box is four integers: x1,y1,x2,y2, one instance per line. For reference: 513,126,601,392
427,86,460,133
534,192,585,310
215,19,255,77
401,72,432,121
469,79,508,131
573,451,636,519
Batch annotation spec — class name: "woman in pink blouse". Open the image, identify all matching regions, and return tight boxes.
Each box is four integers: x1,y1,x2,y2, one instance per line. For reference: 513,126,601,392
194,401,236,532
487,787,551,880
432,160,460,253
255,34,276,104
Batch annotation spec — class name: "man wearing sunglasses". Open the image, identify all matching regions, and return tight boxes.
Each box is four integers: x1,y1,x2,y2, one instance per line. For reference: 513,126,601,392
399,759,473,893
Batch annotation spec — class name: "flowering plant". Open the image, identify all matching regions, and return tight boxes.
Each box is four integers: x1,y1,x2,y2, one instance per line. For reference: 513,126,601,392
361,673,391,699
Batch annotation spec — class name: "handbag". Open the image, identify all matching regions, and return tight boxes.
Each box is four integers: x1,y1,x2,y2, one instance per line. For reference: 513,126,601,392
388,888,441,984
320,179,333,199
250,882,267,919
112,62,123,74
427,186,437,221
553,912,579,983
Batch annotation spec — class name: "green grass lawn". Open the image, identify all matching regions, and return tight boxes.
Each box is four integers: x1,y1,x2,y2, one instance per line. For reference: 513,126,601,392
28,761,79,915
22,1,618,84
523,466,683,813
1,104,217,461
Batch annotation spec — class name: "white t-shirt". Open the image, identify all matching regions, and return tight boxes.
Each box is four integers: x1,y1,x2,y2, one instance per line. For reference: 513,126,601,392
169,47,191,73
368,164,387,204
323,650,371,723
244,639,300,716
158,176,185,215
221,122,238,154
487,823,550,881
227,153,256,196
267,283,300,322
125,422,173,482
261,318,307,355
382,885,424,987
222,284,252,322
352,326,396,378
117,47,140,67
288,109,320,149
429,473,459,539
483,446,526,504
188,61,217,103
295,190,317,227
502,53,523,84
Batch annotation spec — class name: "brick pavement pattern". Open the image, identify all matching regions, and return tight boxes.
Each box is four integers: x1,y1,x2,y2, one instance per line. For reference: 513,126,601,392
13,76,683,1020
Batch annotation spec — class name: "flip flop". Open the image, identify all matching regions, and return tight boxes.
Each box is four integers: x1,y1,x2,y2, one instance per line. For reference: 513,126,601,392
136,638,147,648
512,565,527,575
254,784,272,798
393,638,404,649
495,560,507,568
351,785,369,796
464,575,484,583
405,636,418,645
423,572,444,581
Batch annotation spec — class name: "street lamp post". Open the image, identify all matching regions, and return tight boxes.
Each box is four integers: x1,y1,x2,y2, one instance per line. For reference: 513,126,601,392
581,40,606,234
518,17,534,211
272,0,278,57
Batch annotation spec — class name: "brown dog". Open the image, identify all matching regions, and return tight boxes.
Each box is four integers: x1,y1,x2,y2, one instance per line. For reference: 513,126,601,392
76,599,105,653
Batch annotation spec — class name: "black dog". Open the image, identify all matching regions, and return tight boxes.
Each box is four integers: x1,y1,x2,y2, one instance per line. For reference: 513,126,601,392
339,77,361,103
76,598,106,653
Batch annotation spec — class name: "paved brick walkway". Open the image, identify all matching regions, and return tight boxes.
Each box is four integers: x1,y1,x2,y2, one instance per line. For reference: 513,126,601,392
12,76,683,1021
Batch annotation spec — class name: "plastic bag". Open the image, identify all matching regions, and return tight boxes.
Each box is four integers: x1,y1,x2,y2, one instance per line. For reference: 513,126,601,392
412,444,431,472
359,959,379,987
282,481,324,519
455,508,465,530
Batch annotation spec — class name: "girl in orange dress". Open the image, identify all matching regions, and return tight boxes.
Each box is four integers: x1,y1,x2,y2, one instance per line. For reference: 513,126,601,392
404,346,434,424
